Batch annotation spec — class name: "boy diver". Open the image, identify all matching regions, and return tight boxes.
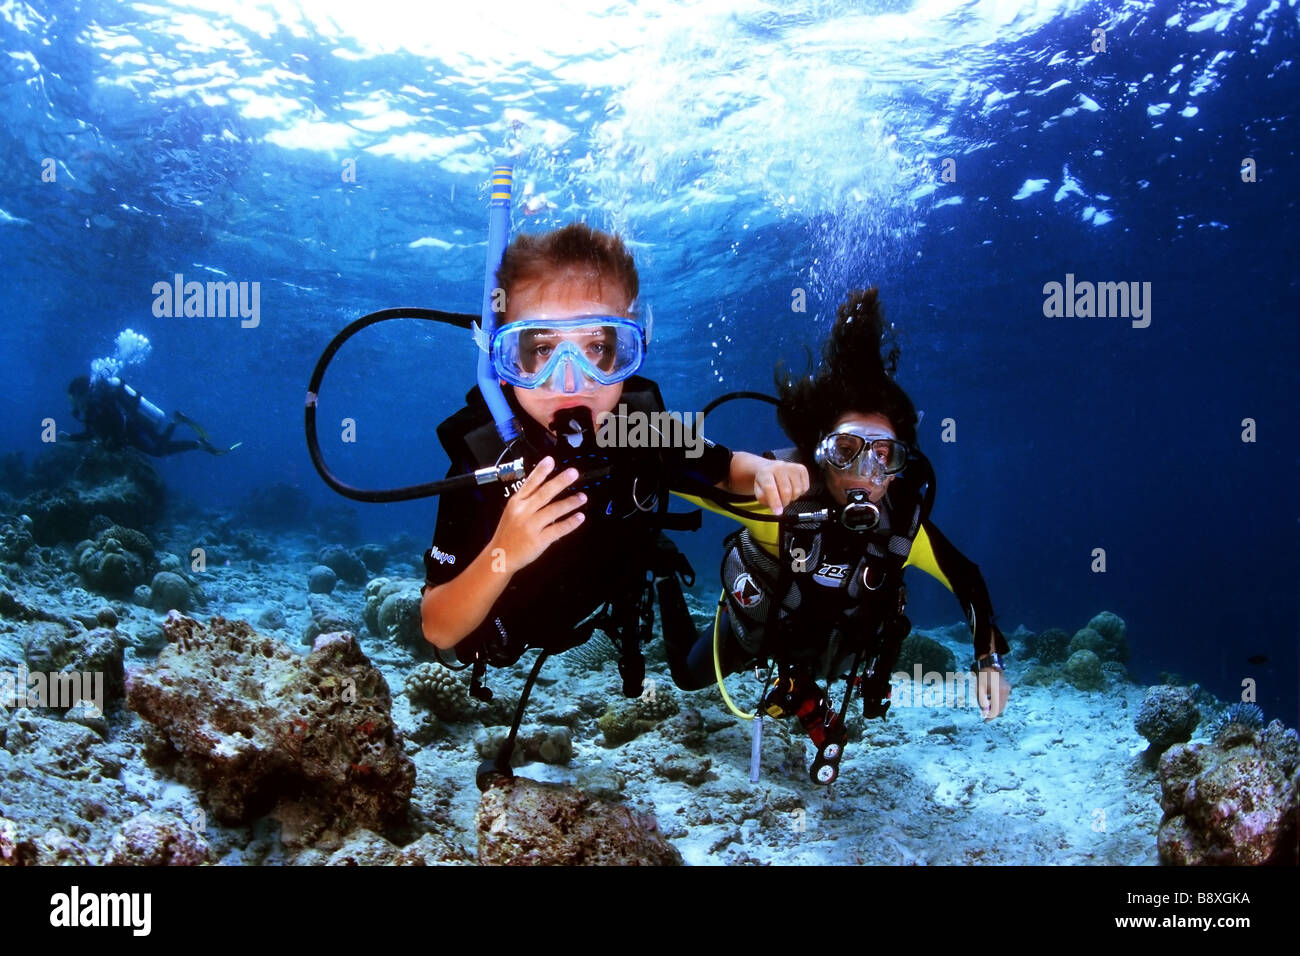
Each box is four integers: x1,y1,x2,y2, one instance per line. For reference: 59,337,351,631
667,288,1010,784
419,224,805,781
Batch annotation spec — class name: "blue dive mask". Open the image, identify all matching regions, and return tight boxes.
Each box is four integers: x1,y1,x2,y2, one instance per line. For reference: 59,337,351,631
484,315,647,392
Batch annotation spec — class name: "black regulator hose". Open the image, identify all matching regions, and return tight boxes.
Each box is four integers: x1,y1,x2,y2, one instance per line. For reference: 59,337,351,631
305,324,875,521
696,390,790,524
304,306,524,503
701,390,780,418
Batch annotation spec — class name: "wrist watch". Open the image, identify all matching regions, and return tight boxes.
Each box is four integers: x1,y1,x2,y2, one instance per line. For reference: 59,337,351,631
972,652,1005,673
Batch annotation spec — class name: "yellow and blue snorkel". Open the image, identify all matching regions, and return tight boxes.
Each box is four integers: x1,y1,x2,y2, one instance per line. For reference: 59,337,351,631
476,162,520,442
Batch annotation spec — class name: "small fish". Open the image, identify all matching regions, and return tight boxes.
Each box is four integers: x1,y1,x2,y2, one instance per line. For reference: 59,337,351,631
1247,654,1270,666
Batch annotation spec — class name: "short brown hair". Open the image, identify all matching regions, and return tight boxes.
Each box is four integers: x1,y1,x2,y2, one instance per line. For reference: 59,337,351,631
496,223,639,316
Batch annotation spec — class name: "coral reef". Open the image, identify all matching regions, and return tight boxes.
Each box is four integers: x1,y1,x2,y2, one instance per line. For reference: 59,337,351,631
1084,611,1128,661
0,708,134,863
23,446,165,544
126,615,415,841
1068,627,1106,657
598,687,680,747
363,578,393,635
895,632,956,675
404,663,473,721
403,663,515,742
308,565,338,594
21,621,125,710
653,752,714,786
318,545,367,585
363,577,425,650
256,607,286,631
232,530,274,562
357,544,388,574
0,812,96,865
0,514,35,563
1023,627,1071,664
90,606,118,629
636,687,680,722
302,594,361,645
1207,702,1266,744
1135,685,1200,756
65,699,109,737
148,570,193,613
0,588,73,626
75,524,156,596
476,778,682,865
1100,661,1129,683
311,829,473,866
1157,721,1299,865
1067,615,1128,664
1063,649,1104,691
378,589,424,648
1024,612,1128,665
103,811,209,866
473,726,574,765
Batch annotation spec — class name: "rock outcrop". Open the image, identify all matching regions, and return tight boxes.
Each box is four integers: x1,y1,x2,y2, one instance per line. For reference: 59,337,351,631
476,778,682,866
1157,720,1299,865
126,615,415,843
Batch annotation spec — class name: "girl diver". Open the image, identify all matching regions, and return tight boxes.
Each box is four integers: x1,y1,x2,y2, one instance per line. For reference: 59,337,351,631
667,287,1011,784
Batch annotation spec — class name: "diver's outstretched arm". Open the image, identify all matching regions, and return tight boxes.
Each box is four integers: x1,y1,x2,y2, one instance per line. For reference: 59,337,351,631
917,520,1011,719
916,520,1008,660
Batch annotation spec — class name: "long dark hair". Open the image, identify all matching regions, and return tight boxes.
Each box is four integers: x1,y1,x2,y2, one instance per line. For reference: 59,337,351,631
775,287,919,462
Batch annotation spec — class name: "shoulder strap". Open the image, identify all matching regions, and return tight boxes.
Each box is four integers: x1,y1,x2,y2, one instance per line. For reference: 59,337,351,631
436,386,513,467
617,375,667,415
853,447,938,583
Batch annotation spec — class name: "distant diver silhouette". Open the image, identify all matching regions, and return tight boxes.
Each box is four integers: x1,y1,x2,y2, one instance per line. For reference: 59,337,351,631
65,375,242,457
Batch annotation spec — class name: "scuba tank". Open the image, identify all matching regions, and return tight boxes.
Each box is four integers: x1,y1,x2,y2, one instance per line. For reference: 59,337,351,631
111,378,168,432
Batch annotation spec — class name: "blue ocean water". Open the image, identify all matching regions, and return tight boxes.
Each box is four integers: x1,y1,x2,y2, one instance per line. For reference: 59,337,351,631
1,0,1296,728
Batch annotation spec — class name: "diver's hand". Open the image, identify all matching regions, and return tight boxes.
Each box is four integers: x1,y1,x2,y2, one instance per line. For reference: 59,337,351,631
752,460,810,516
487,456,585,574
977,669,1011,720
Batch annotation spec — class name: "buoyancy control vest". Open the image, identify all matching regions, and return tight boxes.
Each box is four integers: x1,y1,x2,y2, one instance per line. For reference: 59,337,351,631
719,448,937,716
433,375,700,687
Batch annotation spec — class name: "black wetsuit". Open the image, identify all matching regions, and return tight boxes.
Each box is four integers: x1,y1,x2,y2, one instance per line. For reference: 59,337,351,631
423,377,732,665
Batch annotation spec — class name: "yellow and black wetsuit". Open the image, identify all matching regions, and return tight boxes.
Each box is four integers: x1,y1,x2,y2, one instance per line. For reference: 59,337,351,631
666,481,1008,692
